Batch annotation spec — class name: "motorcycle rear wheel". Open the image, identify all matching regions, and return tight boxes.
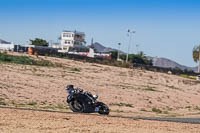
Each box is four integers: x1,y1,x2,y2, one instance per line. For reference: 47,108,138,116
69,100,84,113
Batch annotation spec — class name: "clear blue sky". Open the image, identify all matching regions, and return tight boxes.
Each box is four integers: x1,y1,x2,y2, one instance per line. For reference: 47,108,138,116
0,0,200,67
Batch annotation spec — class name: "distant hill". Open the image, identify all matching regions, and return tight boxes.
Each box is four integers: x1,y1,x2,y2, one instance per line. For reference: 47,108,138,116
147,57,198,72
0,39,11,44
89,42,125,54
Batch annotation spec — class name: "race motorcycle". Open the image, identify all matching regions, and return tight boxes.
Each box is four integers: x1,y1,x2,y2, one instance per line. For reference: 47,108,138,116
65,85,109,115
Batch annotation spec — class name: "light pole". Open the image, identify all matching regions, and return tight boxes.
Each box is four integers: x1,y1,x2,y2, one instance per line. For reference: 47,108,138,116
126,29,136,62
136,44,140,54
117,43,121,61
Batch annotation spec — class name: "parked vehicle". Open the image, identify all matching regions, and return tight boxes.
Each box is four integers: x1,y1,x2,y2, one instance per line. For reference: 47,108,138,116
65,85,109,115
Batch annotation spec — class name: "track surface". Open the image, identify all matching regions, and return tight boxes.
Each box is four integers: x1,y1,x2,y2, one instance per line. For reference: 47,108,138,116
1,106,200,124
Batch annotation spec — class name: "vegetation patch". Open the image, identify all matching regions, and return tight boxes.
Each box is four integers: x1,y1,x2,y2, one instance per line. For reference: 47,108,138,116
27,101,37,106
55,104,70,110
0,99,7,106
143,86,158,91
111,51,153,66
194,106,200,110
152,108,162,113
163,111,169,114
71,68,81,72
0,52,54,67
41,105,56,110
8,100,70,111
185,106,192,109
110,103,133,108
180,74,197,80
14,103,27,107
10,101,37,107
140,108,148,112
41,105,70,111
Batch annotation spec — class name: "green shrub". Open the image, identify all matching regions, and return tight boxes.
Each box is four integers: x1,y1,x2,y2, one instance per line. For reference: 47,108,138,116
71,68,81,72
152,108,162,113
27,101,37,106
119,53,153,66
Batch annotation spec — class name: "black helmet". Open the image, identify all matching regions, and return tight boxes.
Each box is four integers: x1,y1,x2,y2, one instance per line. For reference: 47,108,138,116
66,85,74,90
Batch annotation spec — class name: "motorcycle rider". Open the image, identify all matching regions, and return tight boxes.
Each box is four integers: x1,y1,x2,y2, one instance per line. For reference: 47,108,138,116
65,84,109,114
66,85,83,95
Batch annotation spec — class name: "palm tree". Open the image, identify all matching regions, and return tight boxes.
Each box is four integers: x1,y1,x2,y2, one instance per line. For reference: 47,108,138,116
193,45,200,73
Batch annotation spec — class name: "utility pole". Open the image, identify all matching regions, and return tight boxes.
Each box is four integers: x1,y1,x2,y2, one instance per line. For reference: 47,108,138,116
117,43,121,61
126,29,136,63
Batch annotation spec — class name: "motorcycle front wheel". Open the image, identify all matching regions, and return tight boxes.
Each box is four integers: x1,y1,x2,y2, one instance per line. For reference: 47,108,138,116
97,102,110,115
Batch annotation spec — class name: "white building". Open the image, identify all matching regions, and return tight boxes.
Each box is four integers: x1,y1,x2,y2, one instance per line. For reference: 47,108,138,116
0,39,14,51
52,43,61,49
60,30,86,52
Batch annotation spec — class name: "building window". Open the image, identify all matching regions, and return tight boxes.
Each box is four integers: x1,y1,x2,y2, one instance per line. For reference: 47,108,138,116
64,33,69,37
65,40,71,44
63,33,72,37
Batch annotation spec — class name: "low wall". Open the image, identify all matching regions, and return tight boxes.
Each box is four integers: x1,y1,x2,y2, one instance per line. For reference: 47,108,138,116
133,63,198,76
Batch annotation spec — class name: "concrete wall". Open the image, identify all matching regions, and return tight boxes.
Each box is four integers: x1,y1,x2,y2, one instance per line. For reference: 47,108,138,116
0,43,14,51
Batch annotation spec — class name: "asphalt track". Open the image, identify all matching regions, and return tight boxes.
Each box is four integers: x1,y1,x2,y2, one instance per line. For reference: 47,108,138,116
0,106,200,124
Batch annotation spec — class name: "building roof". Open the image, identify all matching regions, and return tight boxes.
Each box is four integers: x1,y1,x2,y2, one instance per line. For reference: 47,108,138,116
63,30,85,35
0,39,11,44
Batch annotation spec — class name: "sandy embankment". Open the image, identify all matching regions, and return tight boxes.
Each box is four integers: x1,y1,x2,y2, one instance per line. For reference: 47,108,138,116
1,108,200,133
0,53,200,132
